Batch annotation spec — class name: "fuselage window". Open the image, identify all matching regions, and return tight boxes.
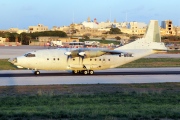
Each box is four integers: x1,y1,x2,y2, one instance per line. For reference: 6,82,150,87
57,58,59,60
94,59,96,61
99,59,101,61
53,58,55,60
47,58,49,60
103,59,105,61
25,53,36,57
108,59,110,61
90,59,92,61
73,58,75,61
119,54,121,57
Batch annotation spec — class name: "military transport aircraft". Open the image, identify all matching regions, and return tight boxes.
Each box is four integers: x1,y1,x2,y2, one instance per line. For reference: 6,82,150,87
9,20,167,75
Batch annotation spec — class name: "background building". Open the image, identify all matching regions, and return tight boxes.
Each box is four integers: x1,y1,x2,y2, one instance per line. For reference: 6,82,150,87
82,18,99,29
128,22,147,35
0,37,6,44
28,24,48,33
38,36,79,42
8,28,27,34
161,20,175,35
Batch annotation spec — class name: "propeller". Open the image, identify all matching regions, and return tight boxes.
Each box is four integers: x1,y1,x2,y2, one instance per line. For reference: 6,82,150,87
78,52,85,56
64,51,72,62
78,52,86,63
64,51,71,56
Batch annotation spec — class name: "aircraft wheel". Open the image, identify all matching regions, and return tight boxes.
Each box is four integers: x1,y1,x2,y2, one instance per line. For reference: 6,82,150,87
79,70,84,74
34,71,40,75
83,70,88,75
89,70,94,75
72,70,78,74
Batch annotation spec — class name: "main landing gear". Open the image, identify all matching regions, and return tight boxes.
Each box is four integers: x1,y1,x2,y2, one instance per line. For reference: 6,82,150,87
72,70,94,75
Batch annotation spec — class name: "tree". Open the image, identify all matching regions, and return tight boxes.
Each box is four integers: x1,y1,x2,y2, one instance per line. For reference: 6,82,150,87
130,36,139,40
8,33,16,42
4,32,10,42
20,33,31,45
102,37,105,40
30,31,67,39
14,34,19,42
83,35,90,40
115,36,121,40
109,28,122,34
83,33,91,40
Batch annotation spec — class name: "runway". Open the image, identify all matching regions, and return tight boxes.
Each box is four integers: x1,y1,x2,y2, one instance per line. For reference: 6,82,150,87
1,69,180,77
0,68,180,86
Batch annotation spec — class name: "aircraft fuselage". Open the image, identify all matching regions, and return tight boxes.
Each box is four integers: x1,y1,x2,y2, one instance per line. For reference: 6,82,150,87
11,48,155,71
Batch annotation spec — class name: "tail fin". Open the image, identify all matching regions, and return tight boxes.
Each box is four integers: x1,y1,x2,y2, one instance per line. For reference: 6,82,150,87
144,20,161,42
115,20,167,51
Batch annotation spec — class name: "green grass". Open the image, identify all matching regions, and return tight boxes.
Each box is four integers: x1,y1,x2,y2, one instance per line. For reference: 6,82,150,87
0,90,180,119
0,59,18,70
1,83,180,119
167,50,180,54
119,58,180,68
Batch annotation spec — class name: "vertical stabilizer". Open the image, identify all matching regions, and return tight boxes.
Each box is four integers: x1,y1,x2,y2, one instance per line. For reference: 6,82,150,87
115,20,167,51
144,20,161,42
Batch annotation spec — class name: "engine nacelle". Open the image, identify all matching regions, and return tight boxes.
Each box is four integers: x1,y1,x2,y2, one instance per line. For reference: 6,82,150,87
64,50,80,57
79,51,105,58
65,50,106,58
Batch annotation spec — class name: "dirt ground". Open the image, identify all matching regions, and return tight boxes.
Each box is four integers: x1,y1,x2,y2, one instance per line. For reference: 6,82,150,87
0,83,179,96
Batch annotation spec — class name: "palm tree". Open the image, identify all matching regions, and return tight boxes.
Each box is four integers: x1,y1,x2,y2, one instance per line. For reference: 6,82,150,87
4,33,10,42
14,34,19,43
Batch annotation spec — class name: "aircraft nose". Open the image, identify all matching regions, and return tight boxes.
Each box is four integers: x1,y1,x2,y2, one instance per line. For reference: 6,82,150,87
8,58,17,64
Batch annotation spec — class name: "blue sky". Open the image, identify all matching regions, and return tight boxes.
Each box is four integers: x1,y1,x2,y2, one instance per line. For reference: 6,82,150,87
0,0,180,29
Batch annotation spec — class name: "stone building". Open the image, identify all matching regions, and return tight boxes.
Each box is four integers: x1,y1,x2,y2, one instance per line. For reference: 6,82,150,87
0,37,6,44
38,36,79,42
128,22,147,35
28,24,48,33
161,20,175,35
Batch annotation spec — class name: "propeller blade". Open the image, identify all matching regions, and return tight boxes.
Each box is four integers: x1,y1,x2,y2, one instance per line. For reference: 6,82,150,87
78,52,86,56
67,55,72,62
81,56,84,63
64,52,71,56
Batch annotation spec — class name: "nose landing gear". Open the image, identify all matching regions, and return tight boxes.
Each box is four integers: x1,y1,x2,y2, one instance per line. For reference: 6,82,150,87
34,71,40,75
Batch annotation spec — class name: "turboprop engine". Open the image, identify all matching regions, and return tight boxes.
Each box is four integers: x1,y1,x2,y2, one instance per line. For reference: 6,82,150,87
64,50,106,58
78,51,105,58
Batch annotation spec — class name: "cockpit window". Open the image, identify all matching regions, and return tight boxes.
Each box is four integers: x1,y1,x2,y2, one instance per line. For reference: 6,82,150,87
24,53,36,57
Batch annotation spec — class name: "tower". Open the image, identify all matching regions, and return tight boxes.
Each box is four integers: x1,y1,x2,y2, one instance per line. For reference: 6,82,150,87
87,17,91,22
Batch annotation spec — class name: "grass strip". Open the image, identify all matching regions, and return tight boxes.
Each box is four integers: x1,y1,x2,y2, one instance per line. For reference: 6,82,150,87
0,83,180,119
0,59,18,70
119,58,180,68
0,91,180,119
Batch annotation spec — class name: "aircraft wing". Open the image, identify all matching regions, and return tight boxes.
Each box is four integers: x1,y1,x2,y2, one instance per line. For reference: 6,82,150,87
64,48,133,58
101,49,133,55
